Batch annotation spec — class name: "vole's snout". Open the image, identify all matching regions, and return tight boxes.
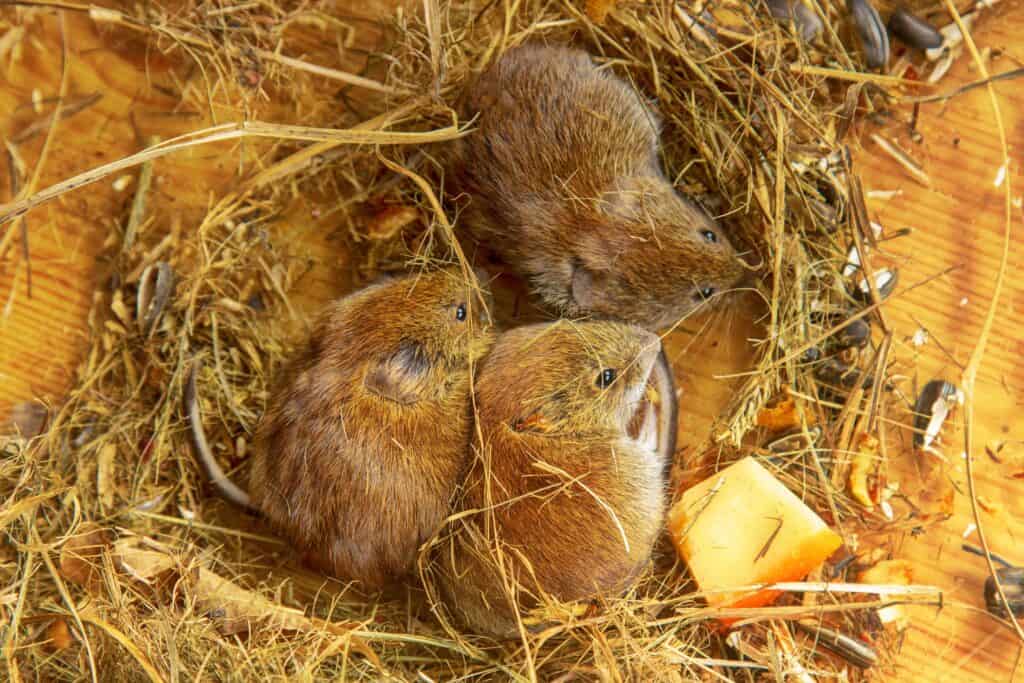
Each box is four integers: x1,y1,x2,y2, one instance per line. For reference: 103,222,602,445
635,329,662,367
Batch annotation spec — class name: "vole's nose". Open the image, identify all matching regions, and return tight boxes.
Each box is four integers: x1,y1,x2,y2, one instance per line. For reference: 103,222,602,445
635,328,662,368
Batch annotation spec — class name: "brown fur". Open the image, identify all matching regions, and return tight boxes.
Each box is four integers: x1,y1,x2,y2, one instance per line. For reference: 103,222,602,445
448,44,747,330
248,269,495,589
434,321,669,637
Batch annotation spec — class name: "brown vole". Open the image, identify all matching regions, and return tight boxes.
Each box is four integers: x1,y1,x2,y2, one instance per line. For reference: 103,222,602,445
433,321,677,637
448,44,746,330
186,268,495,589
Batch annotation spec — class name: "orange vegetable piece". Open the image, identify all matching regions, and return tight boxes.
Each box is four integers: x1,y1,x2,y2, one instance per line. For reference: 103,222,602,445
755,391,815,431
667,457,842,611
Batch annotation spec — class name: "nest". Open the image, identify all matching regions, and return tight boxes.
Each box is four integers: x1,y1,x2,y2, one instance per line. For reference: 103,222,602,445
0,0,983,679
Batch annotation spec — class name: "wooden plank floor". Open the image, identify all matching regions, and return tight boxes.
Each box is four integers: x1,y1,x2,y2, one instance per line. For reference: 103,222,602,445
847,3,1024,677
2,2,1023,680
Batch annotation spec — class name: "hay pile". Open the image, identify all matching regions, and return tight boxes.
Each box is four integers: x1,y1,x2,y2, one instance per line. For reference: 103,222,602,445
1,0,962,679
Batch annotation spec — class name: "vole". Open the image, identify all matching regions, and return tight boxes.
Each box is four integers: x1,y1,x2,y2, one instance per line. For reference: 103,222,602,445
447,43,747,331
433,320,677,637
185,267,495,589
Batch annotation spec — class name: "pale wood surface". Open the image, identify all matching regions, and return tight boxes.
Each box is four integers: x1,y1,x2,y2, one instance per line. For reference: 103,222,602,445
2,2,1024,680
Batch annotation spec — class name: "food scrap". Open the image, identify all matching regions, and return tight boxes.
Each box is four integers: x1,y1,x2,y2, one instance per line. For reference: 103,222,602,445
755,391,812,431
848,432,879,510
668,457,842,610
913,379,963,453
858,559,914,629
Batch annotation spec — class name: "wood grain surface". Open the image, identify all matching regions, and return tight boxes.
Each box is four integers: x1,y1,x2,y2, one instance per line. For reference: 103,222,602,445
2,2,1023,680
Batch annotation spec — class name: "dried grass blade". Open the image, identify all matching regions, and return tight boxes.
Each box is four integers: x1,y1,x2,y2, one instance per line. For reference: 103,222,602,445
243,97,428,191
0,120,467,226
77,609,166,682
869,133,932,187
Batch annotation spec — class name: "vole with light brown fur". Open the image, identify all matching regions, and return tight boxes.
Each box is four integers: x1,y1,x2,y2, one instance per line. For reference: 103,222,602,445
186,268,495,589
432,320,677,637
447,43,747,331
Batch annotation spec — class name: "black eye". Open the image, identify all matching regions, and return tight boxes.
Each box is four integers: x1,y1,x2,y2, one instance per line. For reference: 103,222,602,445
695,287,715,301
455,303,467,321
700,229,717,243
596,368,617,388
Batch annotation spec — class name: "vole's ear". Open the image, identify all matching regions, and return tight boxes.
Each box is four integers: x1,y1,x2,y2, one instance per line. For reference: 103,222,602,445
509,412,554,434
571,262,609,313
365,341,431,405
508,391,569,435
601,175,663,222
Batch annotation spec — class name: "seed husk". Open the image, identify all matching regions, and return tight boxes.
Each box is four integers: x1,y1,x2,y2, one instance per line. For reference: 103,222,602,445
137,261,175,335
853,268,898,303
912,379,962,449
842,243,862,277
961,543,1024,618
815,357,873,390
810,311,872,349
835,317,871,349
765,0,823,42
847,0,890,69
802,346,823,363
888,8,943,50
796,621,878,669
984,569,1024,618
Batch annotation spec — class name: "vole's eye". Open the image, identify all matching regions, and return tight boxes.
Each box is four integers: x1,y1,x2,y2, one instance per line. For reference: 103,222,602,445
596,368,617,388
694,287,715,301
455,303,467,321
700,229,717,243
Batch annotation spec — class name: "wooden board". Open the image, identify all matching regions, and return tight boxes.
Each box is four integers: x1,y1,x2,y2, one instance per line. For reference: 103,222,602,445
2,3,1023,680
846,5,1024,677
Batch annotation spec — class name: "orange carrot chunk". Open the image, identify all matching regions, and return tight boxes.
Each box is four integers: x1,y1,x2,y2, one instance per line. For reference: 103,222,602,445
668,457,843,610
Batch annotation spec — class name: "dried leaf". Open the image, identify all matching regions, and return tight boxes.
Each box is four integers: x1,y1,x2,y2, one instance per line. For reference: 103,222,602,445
42,617,75,652
115,539,178,580
113,538,380,666
7,401,48,438
366,205,418,240
59,524,114,591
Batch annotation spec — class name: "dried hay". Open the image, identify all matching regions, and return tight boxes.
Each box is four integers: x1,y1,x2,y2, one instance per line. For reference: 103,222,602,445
1,0,1003,679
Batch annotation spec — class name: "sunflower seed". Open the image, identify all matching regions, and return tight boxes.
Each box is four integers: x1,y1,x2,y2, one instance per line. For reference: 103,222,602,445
888,8,943,50
912,379,963,449
848,0,890,68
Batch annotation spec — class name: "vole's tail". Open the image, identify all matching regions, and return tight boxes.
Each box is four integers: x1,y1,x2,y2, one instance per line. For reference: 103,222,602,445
184,362,255,511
